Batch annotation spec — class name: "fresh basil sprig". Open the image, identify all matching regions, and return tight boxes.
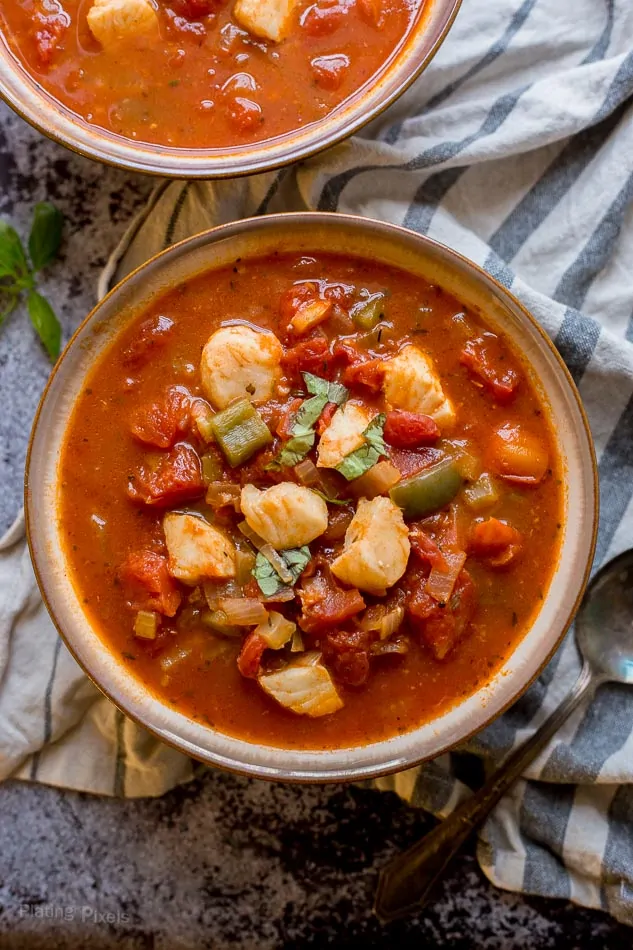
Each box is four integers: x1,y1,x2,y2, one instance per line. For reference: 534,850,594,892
336,413,387,481
252,546,311,597
0,202,64,360
269,372,348,469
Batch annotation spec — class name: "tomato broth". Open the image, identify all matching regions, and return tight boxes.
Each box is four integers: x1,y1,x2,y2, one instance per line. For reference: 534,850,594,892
1,0,419,149
59,252,563,750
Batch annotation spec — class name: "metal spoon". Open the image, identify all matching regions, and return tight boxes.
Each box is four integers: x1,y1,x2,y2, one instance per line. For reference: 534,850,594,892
375,548,633,923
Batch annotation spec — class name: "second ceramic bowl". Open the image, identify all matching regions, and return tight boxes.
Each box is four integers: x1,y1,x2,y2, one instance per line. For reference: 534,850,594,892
0,0,460,177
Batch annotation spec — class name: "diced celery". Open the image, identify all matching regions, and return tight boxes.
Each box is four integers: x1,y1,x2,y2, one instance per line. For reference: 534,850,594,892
463,473,499,510
389,458,462,518
210,399,272,467
201,451,223,486
201,609,242,637
134,610,159,640
352,294,385,331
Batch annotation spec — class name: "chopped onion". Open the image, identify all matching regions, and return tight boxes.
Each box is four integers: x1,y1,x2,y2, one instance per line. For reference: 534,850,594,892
261,544,294,584
262,587,296,604
360,604,404,640
290,630,305,652
380,605,405,640
160,643,193,673
371,637,409,656
191,399,216,442
255,610,296,649
351,460,401,500
464,473,499,510
294,458,320,486
317,468,345,500
203,578,239,609
427,551,466,604
237,521,294,583
235,548,256,586
206,481,241,511
134,610,159,640
291,299,332,334
218,598,268,626
238,519,266,549
323,508,354,541
359,604,387,632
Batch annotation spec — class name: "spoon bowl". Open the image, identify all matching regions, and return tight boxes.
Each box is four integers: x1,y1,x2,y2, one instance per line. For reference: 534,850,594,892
576,549,633,685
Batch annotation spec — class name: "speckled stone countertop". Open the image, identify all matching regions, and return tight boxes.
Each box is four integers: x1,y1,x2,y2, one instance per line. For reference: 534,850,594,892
0,103,630,950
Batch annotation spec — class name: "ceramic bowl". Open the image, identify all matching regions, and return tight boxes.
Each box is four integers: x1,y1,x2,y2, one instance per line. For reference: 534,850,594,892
0,0,460,178
26,212,598,782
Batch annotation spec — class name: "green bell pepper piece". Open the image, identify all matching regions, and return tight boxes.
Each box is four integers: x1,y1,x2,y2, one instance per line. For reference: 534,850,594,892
389,458,462,518
210,398,272,467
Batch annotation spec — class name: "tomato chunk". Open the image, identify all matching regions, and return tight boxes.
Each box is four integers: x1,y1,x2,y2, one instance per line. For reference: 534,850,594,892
128,443,205,507
130,386,192,449
407,570,476,660
384,410,440,448
227,97,263,134
237,632,267,679
388,447,443,479
119,551,182,618
324,628,373,686
409,528,448,570
342,358,385,394
460,336,520,404
316,401,338,436
281,336,334,380
310,54,350,91
123,315,175,368
33,2,69,67
169,0,217,17
357,0,384,26
469,517,522,568
280,283,319,323
276,397,303,440
301,1,347,36
298,572,365,634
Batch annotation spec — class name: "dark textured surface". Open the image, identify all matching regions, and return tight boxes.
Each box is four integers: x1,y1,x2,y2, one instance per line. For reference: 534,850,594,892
0,102,153,535
0,102,629,949
2,774,632,949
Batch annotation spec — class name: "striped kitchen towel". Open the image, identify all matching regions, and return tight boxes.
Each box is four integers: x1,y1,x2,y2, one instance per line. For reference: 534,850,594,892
2,0,633,924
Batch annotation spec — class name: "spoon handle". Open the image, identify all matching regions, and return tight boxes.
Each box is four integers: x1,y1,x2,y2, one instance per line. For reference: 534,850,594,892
375,662,597,923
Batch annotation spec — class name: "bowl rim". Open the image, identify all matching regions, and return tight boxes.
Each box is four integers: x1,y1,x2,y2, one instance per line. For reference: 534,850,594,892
0,0,462,179
25,211,599,783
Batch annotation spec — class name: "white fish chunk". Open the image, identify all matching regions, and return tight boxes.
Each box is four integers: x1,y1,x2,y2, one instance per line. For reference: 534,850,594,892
241,483,328,550
87,0,159,48
200,325,283,409
316,401,376,469
233,0,299,42
382,345,455,428
163,513,236,585
259,652,343,717
331,496,410,595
